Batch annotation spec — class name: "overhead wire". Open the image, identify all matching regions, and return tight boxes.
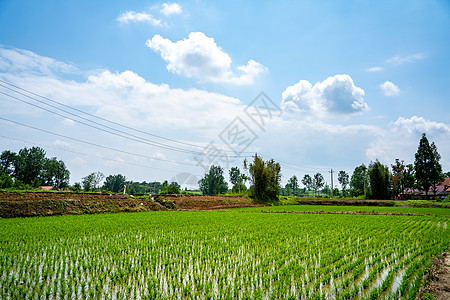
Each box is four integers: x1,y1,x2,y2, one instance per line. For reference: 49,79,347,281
0,117,202,167
0,79,332,173
0,135,200,175
0,79,254,156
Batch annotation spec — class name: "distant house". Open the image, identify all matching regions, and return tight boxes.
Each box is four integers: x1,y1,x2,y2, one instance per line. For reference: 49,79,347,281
402,178,450,200
40,186,56,191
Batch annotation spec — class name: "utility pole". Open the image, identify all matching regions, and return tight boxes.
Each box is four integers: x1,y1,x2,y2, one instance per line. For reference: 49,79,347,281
329,169,334,198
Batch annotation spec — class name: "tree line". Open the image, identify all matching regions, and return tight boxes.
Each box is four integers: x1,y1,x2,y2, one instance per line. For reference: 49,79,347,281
1,133,447,201
0,147,70,189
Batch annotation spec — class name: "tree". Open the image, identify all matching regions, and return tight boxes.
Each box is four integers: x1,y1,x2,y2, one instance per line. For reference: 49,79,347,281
199,165,228,195
160,181,181,194
103,174,127,193
404,164,416,190
246,154,281,202
350,164,368,197
312,173,324,197
337,171,349,197
368,160,391,200
414,133,443,198
0,150,17,176
0,171,14,189
229,166,247,194
287,175,299,196
82,171,104,192
391,159,406,198
14,147,47,187
302,175,312,193
322,184,331,197
41,157,70,189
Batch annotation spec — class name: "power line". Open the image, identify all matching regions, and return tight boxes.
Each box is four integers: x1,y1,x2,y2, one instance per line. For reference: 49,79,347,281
0,79,253,155
0,117,202,167
0,89,206,156
0,135,199,175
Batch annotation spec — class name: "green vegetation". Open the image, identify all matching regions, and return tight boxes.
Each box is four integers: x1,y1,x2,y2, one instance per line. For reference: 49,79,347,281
0,211,448,299
198,165,228,195
0,147,70,189
246,154,281,202
234,204,450,216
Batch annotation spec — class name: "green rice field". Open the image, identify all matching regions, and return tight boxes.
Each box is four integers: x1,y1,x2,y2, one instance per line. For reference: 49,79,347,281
235,205,450,217
0,210,448,299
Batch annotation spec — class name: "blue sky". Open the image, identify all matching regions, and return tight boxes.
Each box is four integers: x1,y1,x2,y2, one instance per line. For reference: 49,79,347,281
1,0,449,187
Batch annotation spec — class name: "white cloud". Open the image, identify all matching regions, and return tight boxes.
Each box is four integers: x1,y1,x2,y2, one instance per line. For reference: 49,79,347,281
391,116,450,135
366,116,450,164
367,66,383,72
0,47,77,76
281,74,368,117
53,140,71,147
160,3,182,16
146,32,267,85
386,53,424,65
380,80,400,96
117,11,163,26
62,118,76,126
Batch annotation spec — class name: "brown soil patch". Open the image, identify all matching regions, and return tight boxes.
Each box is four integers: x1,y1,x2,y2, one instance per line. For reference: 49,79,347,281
0,192,263,217
421,253,450,300
155,194,266,210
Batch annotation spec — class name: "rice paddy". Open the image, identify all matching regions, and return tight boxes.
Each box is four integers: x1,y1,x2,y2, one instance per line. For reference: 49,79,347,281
0,210,448,299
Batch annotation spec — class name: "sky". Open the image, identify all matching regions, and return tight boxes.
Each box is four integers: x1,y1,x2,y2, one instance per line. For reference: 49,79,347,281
0,0,449,188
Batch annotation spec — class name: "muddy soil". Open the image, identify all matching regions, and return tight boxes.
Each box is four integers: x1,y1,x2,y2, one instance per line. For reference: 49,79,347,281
0,192,264,217
420,253,450,300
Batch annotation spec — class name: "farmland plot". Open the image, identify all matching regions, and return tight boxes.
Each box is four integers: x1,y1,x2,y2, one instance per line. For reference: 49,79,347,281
0,211,448,299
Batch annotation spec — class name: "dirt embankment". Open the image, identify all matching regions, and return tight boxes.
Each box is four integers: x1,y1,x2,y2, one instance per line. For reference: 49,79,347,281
157,195,265,210
0,192,264,218
420,253,450,300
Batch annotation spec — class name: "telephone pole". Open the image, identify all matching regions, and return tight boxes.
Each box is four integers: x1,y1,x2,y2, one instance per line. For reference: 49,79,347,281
329,169,334,198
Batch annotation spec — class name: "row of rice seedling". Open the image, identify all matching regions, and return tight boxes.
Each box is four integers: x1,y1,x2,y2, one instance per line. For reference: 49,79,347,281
0,211,448,299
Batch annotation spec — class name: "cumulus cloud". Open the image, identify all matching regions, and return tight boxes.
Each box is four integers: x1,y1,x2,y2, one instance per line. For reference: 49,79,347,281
380,81,400,96
160,3,182,16
366,116,450,164
281,74,368,116
146,32,267,85
387,53,424,65
391,116,450,135
117,11,163,26
0,46,244,133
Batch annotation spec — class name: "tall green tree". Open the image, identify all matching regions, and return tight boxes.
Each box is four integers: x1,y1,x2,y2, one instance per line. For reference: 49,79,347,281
350,164,368,197
312,173,324,197
368,160,391,200
391,159,406,197
301,174,312,193
246,154,281,202
404,164,416,190
337,171,349,197
0,150,17,176
82,171,104,192
414,133,443,198
199,165,228,195
286,175,299,196
41,157,70,189
103,174,127,193
229,166,247,193
14,147,46,186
